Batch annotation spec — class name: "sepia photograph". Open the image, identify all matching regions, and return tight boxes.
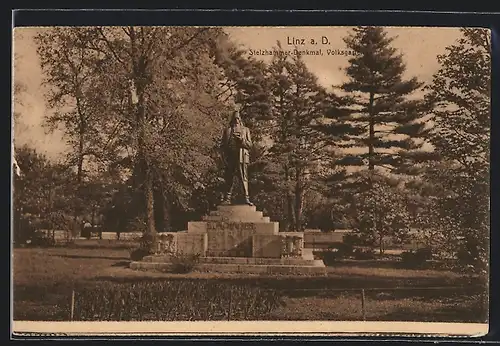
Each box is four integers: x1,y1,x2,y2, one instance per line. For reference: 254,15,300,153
11,25,490,336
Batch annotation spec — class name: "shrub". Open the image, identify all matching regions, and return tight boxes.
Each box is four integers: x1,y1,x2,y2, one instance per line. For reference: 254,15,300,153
318,243,354,265
353,248,375,260
318,251,338,266
169,253,200,274
73,281,286,321
140,232,157,251
343,233,364,246
129,232,157,261
415,247,433,261
130,248,152,261
400,248,431,268
28,230,56,247
337,243,354,257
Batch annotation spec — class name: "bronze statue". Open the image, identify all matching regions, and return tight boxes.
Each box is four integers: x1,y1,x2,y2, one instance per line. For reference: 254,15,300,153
220,110,254,206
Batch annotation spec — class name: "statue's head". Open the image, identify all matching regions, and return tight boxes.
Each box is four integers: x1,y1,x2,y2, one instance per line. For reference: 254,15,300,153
229,110,243,127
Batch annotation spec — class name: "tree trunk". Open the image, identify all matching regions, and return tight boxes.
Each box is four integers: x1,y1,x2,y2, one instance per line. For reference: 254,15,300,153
144,169,156,236
379,233,384,255
77,131,84,184
74,96,86,238
294,168,304,232
294,187,304,232
368,91,375,171
284,165,296,232
137,121,156,245
130,25,156,250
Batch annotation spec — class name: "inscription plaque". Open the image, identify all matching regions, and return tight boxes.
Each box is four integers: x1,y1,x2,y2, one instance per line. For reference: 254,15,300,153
207,221,256,231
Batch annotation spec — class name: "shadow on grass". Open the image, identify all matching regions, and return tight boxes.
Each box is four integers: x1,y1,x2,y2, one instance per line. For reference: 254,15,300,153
378,303,487,323
49,254,130,261
71,245,136,250
111,261,131,267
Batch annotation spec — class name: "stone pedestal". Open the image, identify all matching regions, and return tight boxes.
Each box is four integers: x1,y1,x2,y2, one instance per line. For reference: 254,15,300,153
132,204,326,275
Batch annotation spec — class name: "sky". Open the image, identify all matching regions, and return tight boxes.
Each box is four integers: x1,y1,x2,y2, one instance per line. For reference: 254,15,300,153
12,26,462,160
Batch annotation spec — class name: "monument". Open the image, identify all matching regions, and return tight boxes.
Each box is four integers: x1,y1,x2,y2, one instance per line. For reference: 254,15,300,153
220,110,253,206
130,111,326,275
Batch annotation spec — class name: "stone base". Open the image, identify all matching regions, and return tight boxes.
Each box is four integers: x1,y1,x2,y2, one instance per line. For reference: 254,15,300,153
142,255,325,267
130,260,327,275
133,204,326,275
130,255,326,275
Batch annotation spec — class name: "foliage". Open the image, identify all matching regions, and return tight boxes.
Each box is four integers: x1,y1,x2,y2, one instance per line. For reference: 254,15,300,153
350,175,412,254
35,28,120,183
25,230,55,247
425,28,490,272
353,248,376,260
334,26,434,176
129,248,151,261
28,27,490,275
73,281,285,321
214,35,272,135
13,145,79,244
139,232,157,252
169,253,201,274
400,248,432,269
316,251,338,266
264,42,331,231
128,231,156,261
34,27,231,244
316,242,354,265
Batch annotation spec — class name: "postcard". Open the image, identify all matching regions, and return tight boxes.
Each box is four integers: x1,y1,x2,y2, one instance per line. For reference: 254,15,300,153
12,24,490,337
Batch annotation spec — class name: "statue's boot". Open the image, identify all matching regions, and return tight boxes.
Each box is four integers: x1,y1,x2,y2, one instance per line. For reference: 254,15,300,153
242,181,254,206
244,196,254,206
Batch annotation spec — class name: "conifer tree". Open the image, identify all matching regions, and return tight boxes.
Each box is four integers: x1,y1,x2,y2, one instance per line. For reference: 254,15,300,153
266,44,330,231
332,27,433,177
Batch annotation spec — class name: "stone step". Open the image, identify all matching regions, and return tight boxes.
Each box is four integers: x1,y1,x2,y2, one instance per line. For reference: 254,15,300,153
210,210,264,218
202,215,270,222
216,205,257,212
142,255,324,267
130,261,328,275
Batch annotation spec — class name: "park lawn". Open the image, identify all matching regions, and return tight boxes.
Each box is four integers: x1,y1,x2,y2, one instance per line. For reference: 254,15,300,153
12,246,488,322
265,293,487,322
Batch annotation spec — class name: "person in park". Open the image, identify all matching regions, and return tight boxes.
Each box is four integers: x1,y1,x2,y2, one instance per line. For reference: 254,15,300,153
220,110,254,206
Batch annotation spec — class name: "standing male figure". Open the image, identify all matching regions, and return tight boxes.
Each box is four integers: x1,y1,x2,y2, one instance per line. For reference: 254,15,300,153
220,110,254,206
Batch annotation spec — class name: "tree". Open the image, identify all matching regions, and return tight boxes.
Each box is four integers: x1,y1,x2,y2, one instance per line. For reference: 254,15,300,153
35,28,121,184
35,27,232,248
350,175,412,254
425,28,490,271
13,145,78,243
214,35,272,136
265,44,330,231
338,27,433,177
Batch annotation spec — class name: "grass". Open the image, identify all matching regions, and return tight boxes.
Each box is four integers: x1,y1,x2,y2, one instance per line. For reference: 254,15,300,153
265,293,487,322
12,244,488,322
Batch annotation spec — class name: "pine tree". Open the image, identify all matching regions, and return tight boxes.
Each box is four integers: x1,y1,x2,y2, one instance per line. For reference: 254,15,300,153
266,43,330,231
337,27,433,177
